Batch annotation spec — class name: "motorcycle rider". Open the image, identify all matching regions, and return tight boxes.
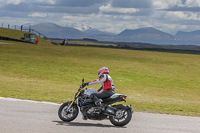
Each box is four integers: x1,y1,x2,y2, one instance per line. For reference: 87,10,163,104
83,67,115,107
82,67,115,119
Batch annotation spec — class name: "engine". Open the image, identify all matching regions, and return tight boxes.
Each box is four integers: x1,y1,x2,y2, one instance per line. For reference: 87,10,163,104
86,107,101,118
78,96,112,120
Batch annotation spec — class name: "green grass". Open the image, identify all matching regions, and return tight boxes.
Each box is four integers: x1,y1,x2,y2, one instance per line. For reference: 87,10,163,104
0,27,27,40
0,29,200,116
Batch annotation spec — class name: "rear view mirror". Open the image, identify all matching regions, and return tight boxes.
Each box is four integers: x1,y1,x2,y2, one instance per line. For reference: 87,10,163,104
82,78,84,83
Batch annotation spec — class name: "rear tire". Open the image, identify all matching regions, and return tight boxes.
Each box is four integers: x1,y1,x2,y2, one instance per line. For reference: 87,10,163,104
58,101,79,122
109,105,132,126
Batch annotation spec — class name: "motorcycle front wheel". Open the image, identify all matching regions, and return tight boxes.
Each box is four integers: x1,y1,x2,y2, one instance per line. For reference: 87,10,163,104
58,101,79,122
109,105,132,126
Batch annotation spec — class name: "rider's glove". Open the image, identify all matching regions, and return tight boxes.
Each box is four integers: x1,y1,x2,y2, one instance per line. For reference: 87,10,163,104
82,82,89,87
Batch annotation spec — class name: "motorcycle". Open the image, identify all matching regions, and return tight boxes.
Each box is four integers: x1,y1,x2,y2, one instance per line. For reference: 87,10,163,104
58,78,133,126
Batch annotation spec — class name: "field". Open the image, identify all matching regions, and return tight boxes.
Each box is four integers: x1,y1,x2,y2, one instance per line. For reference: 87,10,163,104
0,28,200,116
0,40,200,116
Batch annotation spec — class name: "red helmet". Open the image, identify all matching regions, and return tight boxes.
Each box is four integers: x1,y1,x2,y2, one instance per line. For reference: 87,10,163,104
98,67,109,77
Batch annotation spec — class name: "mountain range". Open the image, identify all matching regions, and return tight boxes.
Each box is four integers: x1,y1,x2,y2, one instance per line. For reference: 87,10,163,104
32,23,200,46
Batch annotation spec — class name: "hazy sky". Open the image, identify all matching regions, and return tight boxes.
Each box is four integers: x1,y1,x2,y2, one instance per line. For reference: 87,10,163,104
0,0,200,34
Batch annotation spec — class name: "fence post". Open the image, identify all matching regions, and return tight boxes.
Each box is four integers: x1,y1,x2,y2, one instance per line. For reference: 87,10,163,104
29,25,31,32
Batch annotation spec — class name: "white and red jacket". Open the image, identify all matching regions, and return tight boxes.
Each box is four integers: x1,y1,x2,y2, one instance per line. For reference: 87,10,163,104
88,74,115,92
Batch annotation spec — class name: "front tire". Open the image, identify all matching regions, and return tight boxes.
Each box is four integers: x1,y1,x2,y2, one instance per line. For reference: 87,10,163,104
58,101,79,122
109,105,132,126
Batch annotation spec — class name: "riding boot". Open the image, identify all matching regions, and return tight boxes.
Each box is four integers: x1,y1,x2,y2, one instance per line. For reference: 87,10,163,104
95,100,105,111
91,94,104,110
81,107,88,120
82,110,87,120
82,113,87,120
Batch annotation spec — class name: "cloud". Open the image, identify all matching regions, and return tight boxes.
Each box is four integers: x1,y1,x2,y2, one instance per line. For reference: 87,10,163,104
165,11,200,21
157,0,200,12
99,2,153,16
185,0,200,7
5,0,55,5
152,0,183,9
28,12,48,18
49,4,100,14
166,6,200,12
54,0,109,7
1,0,200,35
111,0,152,8
6,0,25,5
99,3,140,14
2,3,43,13
2,1,100,15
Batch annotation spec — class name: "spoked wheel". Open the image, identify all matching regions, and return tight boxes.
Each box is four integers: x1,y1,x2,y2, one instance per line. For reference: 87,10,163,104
109,105,132,126
58,101,79,122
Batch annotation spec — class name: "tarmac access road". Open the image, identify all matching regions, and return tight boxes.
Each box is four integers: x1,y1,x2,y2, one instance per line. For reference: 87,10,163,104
0,97,200,133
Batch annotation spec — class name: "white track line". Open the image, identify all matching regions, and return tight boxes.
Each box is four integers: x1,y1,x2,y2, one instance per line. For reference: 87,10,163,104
0,97,60,105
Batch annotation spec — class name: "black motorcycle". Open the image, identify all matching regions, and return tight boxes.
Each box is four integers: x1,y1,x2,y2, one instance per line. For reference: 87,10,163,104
58,79,133,126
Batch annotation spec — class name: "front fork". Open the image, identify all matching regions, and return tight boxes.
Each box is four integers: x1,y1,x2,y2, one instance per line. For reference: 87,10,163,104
67,91,81,111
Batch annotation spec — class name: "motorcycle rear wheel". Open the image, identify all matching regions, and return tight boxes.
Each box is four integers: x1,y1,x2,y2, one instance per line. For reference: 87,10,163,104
109,105,132,126
58,101,79,122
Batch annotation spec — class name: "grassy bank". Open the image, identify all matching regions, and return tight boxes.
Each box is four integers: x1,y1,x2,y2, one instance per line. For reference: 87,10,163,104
0,41,200,116
0,27,52,46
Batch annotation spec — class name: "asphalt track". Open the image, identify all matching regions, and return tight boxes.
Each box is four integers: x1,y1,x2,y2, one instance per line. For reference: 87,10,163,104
0,98,200,133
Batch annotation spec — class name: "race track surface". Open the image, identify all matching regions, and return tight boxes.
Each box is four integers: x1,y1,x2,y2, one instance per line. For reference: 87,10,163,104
0,98,199,133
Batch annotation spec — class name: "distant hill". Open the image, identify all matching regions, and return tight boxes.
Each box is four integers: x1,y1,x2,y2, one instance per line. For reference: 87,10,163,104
31,23,200,46
176,30,200,38
32,23,83,39
116,27,175,44
175,30,200,40
32,23,115,39
118,27,174,38
84,28,116,36
174,30,200,45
